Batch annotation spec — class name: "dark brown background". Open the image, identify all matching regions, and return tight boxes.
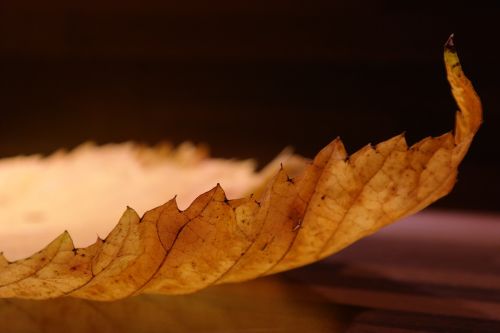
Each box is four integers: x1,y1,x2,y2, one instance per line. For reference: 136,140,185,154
0,1,498,211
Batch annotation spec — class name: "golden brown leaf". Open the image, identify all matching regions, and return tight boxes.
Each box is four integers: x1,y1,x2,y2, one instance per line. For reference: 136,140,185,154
0,37,482,300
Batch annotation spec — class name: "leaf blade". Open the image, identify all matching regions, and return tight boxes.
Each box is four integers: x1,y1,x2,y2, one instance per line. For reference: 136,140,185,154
0,40,482,300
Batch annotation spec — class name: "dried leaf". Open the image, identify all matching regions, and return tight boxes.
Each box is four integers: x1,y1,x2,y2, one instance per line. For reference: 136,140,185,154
0,38,481,300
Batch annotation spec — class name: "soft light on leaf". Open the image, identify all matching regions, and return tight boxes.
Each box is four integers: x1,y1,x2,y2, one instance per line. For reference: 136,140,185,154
0,37,482,300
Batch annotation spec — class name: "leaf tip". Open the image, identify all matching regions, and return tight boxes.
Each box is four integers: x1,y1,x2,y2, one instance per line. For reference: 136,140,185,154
444,33,456,53
213,183,228,201
444,34,461,74
61,230,75,248
62,230,73,242
442,35,483,146
124,206,139,216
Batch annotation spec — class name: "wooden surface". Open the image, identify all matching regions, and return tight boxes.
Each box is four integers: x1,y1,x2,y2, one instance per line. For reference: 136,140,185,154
290,210,500,325
1,210,499,332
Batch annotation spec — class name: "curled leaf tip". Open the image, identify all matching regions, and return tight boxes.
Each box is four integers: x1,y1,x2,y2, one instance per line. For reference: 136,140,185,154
444,35,461,75
445,33,456,52
443,37,482,148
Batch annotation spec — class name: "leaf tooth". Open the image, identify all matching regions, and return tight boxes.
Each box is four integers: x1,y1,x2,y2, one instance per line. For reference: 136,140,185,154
127,187,220,295
213,183,228,203
0,231,70,287
0,253,8,267
330,137,347,160
374,133,407,155
172,196,181,212
0,231,85,299
315,131,406,259
141,184,247,295
71,206,167,301
62,230,75,249
184,186,218,219
89,208,137,276
216,168,307,284
264,137,342,274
